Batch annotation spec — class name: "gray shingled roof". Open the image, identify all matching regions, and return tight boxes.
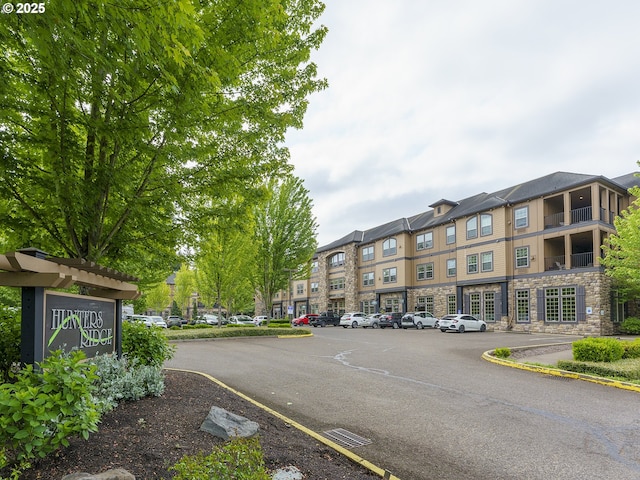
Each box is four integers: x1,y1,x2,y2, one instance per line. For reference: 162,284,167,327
316,171,636,252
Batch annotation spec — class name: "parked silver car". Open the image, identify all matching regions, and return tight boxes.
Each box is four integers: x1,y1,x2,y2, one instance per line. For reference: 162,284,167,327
401,312,440,329
359,313,382,328
439,314,487,333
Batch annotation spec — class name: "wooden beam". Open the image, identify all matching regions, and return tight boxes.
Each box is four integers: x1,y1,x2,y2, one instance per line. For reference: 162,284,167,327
87,288,141,300
0,272,77,288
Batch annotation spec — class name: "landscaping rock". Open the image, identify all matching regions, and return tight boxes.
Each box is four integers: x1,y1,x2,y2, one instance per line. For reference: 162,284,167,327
199,405,259,440
61,468,135,480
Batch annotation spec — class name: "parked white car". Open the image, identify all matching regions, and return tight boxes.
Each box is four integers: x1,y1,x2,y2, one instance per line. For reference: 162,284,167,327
339,312,366,328
401,312,440,329
228,315,256,326
439,314,486,333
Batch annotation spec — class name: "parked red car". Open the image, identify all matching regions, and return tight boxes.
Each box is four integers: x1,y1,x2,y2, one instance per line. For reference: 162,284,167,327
292,313,318,326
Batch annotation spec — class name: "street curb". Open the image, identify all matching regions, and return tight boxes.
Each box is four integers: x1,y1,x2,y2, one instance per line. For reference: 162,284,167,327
164,367,401,480
482,345,640,393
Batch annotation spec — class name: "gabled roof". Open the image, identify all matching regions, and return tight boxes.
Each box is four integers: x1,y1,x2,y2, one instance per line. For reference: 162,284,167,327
316,171,637,252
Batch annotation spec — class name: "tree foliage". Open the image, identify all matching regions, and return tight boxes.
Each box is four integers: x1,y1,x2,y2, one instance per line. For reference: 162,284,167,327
173,265,196,317
601,184,640,299
253,176,318,317
196,220,255,321
145,282,171,315
0,0,327,285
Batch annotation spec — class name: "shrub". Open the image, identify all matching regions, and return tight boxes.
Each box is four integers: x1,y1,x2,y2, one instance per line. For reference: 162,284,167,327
0,306,21,383
493,347,511,359
572,337,624,362
622,338,640,359
0,350,100,478
88,355,165,413
121,320,175,367
619,317,640,335
170,437,270,480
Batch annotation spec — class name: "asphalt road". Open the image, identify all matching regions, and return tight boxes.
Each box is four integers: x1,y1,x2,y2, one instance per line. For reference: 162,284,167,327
165,327,640,480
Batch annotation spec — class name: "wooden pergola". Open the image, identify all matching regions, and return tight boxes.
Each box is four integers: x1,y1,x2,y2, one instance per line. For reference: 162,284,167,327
0,249,140,299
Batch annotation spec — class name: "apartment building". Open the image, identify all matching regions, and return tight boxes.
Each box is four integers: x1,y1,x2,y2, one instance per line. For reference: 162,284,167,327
274,171,639,335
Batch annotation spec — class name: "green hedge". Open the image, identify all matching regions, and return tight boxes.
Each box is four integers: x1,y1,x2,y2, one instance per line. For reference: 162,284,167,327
557,358,640,380
620,317,640,335
165,327,309,341
572,337,624,362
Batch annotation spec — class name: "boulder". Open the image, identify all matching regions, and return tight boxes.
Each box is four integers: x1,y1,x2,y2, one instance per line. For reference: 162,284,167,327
200,406,259,440
62,468,135,480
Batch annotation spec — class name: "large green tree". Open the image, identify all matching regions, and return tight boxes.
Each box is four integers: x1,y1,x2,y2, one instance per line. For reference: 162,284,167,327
253,175,317,318
196,220,255,323
0,0,327,284
601,184,640,299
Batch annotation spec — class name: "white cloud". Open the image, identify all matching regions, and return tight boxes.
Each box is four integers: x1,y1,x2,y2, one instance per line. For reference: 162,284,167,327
287,0,640,246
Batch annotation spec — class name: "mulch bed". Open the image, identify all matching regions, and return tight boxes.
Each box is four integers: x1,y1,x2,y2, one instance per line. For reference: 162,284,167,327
19,370,380,479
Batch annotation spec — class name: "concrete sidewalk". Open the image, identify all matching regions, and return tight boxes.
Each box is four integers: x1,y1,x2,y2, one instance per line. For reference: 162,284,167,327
522,348,574,365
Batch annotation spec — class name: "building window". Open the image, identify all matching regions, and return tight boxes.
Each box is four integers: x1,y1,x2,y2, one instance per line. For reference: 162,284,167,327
447,258,456,277
296,284,304,295
383,267,397,283
362,246,374,261
516,289,529,323
362,272,375,286
311,304,319,314
417,263,434,280
545,287,577,323
311,261,319,273
385,298,401,313
466,217,478,239
515,247,529,268
470,293,481,316
467,254,478,274
484,292,495,322
481,251,493,272
416,295,434,313
447,294,457,315
446,225,456,244
480,214,493,236
362,300,376,315
329,278,345,290
416,232,433,250
311,282,319,293
383,238,397,256
425,296,434,314
329,252,345,268
514,206,528,229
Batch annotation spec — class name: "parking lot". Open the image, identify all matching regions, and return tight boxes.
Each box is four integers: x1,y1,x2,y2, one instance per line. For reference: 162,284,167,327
167,327,640,480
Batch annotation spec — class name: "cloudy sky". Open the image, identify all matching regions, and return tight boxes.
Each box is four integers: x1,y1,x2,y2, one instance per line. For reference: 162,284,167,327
285,1,640,247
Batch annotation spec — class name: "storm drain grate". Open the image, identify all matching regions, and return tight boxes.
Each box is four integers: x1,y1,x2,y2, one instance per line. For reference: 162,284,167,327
322,428,372,448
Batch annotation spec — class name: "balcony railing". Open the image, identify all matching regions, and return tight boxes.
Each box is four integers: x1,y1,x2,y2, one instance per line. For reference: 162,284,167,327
545,253,594,270
544,212,565,229
544,255,566,271
571,206,592,224
571,252,594,268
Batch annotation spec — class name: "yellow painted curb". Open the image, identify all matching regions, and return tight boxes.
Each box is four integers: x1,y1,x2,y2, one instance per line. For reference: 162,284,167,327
165,367,401,480
482,345,640,393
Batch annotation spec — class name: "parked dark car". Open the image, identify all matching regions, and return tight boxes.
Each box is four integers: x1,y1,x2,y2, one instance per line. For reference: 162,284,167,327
379,312,403,329
310,311,341,327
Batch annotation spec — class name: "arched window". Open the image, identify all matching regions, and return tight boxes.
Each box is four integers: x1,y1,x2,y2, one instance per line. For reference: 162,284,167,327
329,252,345,268
382,238,397,256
